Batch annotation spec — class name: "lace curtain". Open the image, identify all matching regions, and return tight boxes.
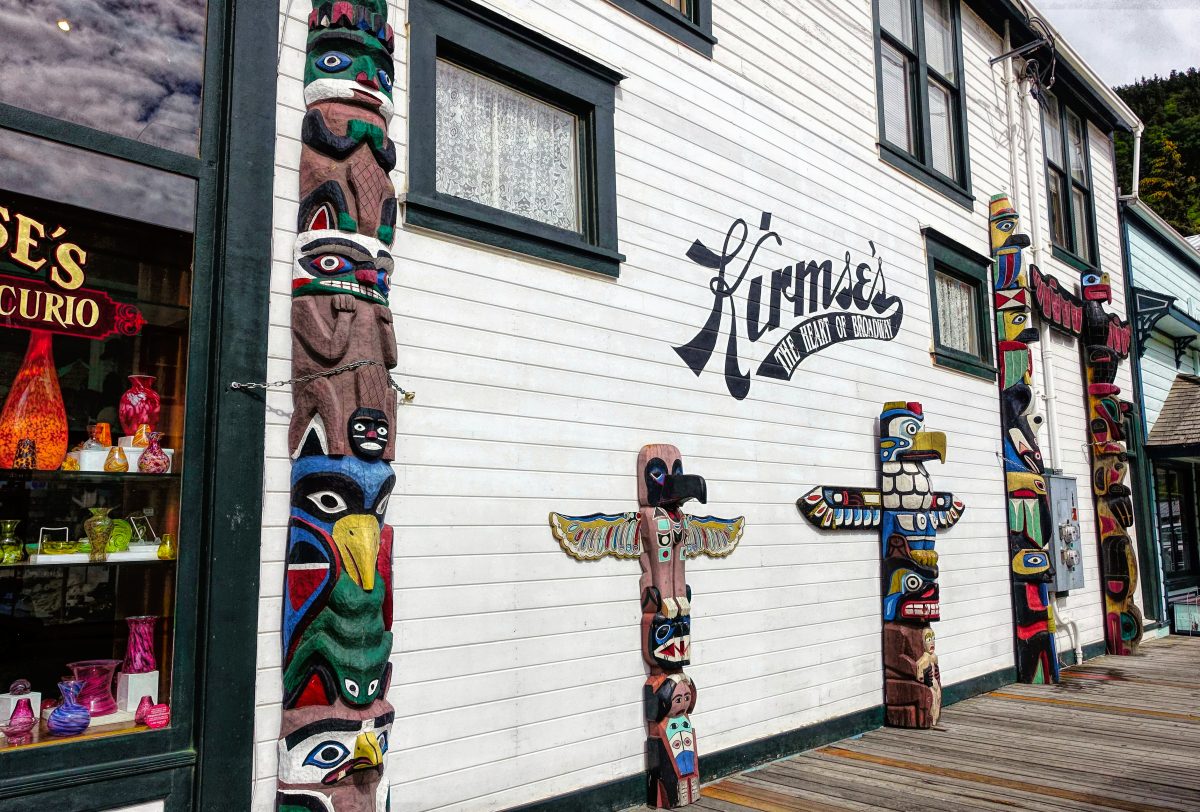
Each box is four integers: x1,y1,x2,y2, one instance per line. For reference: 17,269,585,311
435,60,580,232
935,271,978,355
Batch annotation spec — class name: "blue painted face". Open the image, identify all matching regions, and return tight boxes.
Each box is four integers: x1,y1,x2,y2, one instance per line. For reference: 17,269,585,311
879,408,922,462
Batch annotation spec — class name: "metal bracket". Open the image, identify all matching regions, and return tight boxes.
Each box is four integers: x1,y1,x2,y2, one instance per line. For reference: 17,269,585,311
1173,335,1195,368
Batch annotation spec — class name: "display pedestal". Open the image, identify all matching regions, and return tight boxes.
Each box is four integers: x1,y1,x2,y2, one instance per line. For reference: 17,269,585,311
117,671,159,712
0,691,40,723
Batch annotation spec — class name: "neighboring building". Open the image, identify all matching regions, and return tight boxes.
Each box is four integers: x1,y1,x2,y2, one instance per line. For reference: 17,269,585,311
1121,196,1200,632
0,0,1161,810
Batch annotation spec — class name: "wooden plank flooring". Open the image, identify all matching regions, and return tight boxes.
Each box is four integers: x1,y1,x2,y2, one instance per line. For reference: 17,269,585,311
699,635,1200,812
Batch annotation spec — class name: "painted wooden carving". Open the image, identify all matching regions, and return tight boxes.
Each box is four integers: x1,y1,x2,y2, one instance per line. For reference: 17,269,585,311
988,194,1059,684
278,1,398,809
799,402,963,728
1080,272,1144,655
549,445,744,809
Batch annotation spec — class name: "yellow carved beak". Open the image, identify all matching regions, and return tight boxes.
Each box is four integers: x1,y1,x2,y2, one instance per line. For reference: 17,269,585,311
353,730,383,768
332,514,380,591
910,431,947,462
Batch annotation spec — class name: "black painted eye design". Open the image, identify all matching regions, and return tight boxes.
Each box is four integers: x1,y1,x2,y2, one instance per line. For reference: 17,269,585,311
997,221,1014,232
308,490,348,514
649,463,666,483
1083,273,1101,286
317,51,352,72
367,679,379,696
905,422,918,435
377,731,389,754
304,741,349,769
903,573,923,592
376,426,388,437
352,422,367,433
344,678,360,698
655,625,671,643
377,69,393,91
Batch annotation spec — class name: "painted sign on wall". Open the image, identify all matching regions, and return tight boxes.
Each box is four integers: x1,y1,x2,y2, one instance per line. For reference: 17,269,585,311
674,213,904,400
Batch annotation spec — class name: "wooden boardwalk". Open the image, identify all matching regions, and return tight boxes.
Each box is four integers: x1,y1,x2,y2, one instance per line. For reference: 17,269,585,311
700,635,1200,812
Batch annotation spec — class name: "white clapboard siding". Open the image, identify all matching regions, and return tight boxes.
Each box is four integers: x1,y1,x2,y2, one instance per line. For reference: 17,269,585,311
253,0,1134,809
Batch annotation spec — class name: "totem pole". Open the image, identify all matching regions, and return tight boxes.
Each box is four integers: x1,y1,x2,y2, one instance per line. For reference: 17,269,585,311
799,403,964,728
988,194,1059,684
277,2,399,810
1080,272,1143,655
549,445,744,808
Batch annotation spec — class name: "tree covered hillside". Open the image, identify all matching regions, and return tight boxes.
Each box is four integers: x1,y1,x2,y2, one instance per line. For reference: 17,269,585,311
1115,68,1200,236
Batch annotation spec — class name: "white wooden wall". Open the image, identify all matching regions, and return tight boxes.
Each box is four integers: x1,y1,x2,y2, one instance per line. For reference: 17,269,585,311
254,1,1134,809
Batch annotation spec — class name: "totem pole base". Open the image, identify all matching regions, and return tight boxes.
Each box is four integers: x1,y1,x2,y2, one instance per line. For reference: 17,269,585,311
883,622,941,729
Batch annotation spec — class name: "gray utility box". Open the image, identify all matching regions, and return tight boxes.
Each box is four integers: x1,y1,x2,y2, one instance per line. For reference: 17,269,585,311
1047,474,1085,592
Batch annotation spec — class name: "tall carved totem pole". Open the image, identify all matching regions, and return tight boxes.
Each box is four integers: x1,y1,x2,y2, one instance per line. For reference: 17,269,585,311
988,194,1059,684
549,445,744,808
799,402,964,728
1080,272,1144,655
277,2,399,810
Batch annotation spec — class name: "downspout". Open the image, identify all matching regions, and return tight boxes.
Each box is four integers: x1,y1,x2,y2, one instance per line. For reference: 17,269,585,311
1003,22,1021,208
1130,123,1144,198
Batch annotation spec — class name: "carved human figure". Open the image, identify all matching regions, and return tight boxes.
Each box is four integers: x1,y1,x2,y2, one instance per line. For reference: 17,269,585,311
290,230,397,461
644,673,699,808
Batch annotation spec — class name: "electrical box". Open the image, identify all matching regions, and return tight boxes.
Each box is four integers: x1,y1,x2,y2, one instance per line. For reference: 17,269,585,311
1047,474,1084,592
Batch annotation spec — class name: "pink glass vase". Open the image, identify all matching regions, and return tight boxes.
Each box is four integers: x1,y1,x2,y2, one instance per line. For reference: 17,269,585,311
0,330,68,469
137,432,170,474
124,615,158,673
3,697,36,736
118,375,161,436
67,659,120,716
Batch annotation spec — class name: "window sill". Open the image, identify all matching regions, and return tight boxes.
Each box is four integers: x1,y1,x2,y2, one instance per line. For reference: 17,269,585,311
404,191,625,277
932,348,996,381
605,0,715,58
879,143,974,211
1051,244,1098,272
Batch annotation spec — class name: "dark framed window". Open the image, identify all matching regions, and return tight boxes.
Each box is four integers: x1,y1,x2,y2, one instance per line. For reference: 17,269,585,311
1155,463,1200,588
604,0,715,57
407,0,625,277
874,0,972,207
1043,92,1097,269
0,0,274,808
924,229,994,379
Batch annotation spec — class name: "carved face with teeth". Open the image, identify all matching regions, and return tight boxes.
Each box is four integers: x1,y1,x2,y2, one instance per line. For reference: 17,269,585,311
294,230,393,304
883,557,940,622
643,611,691,670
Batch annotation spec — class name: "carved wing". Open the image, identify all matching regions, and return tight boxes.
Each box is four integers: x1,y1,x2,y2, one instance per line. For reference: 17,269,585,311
683,515,744,558
549,512,641,560
797,486,883,529
930,493,966,529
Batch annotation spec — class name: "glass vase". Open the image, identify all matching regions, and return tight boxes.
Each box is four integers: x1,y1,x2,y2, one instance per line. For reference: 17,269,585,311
0,330,68,470
2,696,36,742
47,680,90,736
67,659,120,716
0,519,21,565
103,445,129,473
83,507,114,563
138,432,170,474
123,615,158,674
118,375,160,436
156,532,177,561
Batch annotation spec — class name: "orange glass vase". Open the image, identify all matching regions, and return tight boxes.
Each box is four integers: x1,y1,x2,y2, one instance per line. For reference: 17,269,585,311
0,330,68,470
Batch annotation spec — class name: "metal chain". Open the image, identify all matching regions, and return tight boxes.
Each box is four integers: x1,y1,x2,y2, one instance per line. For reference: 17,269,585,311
230,360,415,400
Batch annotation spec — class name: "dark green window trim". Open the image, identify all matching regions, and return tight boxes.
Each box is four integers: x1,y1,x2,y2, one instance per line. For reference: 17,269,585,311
407,0,626,277
1043,92,1099,268
924,227,996,381
604,0,715,58
0,0,273,807
872,0,973,205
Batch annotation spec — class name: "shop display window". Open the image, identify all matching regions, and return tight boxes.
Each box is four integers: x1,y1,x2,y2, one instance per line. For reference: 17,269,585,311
0,130,194,751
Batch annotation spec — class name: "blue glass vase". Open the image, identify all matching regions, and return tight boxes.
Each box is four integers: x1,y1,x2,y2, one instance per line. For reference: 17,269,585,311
47,679,90,737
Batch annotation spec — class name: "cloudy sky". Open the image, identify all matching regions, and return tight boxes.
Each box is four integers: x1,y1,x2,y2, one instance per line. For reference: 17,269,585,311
1035,0,1200,88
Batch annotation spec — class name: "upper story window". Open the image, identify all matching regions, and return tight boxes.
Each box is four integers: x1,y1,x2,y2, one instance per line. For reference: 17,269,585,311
924,229,995,380
606,0,715,57
408,0,624,277
874,0,971,206
1043,93,1096,267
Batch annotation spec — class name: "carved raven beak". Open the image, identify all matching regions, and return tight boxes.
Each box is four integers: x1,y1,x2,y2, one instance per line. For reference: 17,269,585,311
905,431,947,463
663,473,707,506
332,515,380,591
